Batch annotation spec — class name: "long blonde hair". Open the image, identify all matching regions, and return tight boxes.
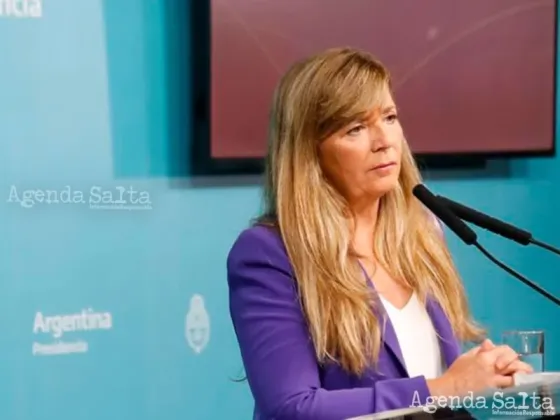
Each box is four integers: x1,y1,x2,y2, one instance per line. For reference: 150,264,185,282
258,47,484,375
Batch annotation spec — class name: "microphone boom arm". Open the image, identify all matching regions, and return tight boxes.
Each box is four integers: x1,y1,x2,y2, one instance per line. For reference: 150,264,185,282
474,242,560,307
529,238,560,257
413,185,560,308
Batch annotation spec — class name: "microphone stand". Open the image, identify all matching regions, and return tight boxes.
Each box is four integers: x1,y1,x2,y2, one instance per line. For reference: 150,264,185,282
413,185,560,308
529,238,560,257
473,242,560,307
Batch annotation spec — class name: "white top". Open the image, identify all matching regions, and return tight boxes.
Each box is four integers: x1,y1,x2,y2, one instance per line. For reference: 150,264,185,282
379,292,443,379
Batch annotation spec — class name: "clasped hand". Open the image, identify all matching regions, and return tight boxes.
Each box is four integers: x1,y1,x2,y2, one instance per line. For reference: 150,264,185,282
479,338,533,376
429,338,533,397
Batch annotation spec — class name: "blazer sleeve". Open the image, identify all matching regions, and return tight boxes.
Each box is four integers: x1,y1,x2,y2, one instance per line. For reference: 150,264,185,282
226,226,432,420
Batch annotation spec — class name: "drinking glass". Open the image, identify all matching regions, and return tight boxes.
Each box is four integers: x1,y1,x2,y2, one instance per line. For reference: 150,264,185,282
502,330,545,372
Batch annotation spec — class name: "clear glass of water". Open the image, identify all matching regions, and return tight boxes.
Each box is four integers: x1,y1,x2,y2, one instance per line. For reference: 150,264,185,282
502,330,545,372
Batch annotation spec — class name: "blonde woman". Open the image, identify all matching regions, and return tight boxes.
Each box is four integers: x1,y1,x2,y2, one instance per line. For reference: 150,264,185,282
226,47,531,420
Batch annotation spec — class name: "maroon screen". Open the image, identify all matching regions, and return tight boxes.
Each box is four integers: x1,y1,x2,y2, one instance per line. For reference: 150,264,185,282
210,0,556,159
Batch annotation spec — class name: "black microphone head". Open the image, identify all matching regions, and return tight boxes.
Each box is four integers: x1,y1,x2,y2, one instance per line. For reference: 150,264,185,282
412,184,478,245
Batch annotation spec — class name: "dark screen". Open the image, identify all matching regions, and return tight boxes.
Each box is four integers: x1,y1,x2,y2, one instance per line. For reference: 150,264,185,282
210,0,556,159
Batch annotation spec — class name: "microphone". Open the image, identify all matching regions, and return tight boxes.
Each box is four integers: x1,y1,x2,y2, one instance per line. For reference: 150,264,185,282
412,184,477,245
437,195,560,257
413,184,560,307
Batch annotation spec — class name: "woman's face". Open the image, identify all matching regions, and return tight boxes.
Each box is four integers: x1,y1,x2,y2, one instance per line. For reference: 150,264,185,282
318,87,404,204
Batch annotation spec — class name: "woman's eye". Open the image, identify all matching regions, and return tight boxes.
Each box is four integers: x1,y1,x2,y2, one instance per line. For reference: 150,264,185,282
385,114,398,124
347,124,365,136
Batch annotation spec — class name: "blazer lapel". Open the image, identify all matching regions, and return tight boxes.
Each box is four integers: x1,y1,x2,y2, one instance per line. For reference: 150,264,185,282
375,300,409,375
425,297,461,369
358,262,461,375
359,262,408,375
374,294,461,375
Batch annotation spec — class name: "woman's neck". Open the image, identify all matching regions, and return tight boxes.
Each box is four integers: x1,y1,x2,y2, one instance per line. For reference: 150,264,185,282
350,198,380,258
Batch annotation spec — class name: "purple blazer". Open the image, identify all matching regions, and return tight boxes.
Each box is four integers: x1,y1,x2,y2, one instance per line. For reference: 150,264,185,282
227,224,462,420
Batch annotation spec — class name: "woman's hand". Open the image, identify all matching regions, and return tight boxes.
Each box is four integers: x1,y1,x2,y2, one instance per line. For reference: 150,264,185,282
427,339,531,397
478,339,533,376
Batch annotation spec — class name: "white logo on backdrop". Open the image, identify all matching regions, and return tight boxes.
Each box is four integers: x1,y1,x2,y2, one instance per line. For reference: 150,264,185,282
32,308,113,356
7,185,152,210
0,0,42,18
185,294,210,354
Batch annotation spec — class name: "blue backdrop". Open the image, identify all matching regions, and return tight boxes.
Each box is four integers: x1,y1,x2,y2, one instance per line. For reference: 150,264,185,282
1,1,559,419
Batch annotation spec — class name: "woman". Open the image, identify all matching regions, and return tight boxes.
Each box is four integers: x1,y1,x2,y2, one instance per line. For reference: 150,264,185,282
226,47,531,420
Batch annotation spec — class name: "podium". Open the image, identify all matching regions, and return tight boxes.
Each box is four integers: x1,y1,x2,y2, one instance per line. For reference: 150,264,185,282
347,373,560,420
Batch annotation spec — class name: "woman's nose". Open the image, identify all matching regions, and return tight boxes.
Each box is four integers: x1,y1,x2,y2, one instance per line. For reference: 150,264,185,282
369,127,391,151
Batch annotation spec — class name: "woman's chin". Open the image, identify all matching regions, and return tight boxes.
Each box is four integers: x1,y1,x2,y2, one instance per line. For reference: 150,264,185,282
365,178,400,198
